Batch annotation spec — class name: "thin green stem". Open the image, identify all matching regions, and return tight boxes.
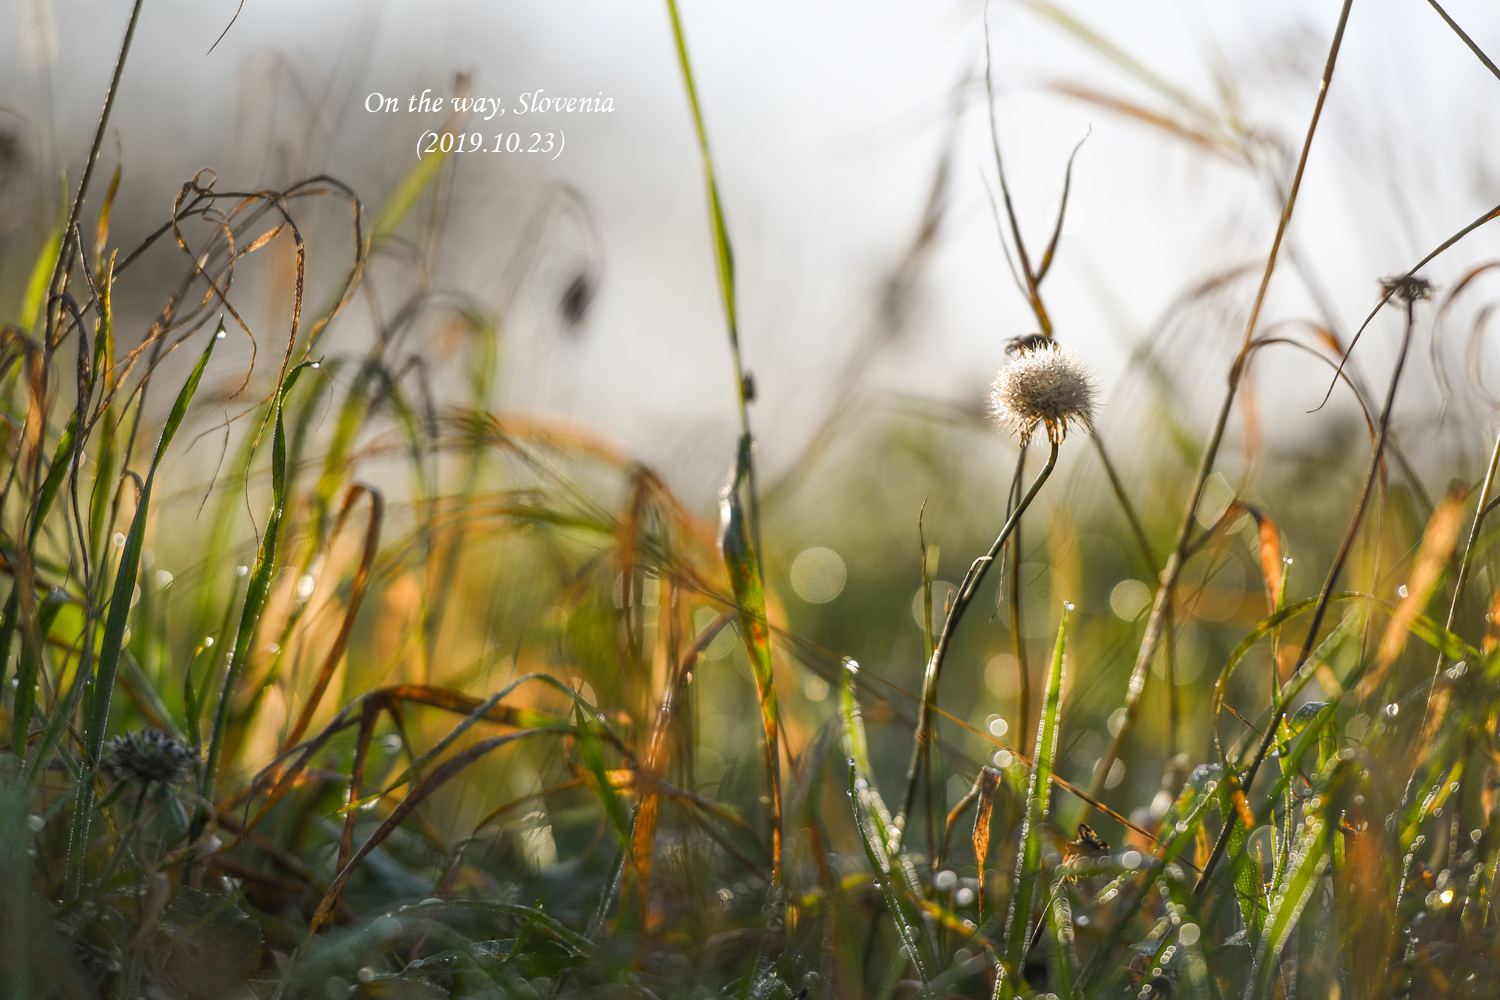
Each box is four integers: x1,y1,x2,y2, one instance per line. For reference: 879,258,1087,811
897,440,1059,839
1195,288,1418,894
1086,0,1356,809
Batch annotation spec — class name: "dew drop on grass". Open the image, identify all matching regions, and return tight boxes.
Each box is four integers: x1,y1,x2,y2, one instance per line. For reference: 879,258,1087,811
1385,703,1400,717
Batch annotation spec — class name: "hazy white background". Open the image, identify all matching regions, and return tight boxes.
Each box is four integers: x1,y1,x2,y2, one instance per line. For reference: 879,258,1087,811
7,0,1500,503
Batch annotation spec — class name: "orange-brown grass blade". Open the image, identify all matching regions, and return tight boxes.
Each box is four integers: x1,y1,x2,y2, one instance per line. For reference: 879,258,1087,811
972,766,1003,928
337,698,383,872
1239,504,1284,611
631,612,733,918
282,483,383,751
1047,83,1241,162
1360,488,1465,702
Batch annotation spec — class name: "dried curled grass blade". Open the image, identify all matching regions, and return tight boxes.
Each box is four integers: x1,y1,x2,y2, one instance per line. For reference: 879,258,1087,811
282,483,383,751
631,611,731,909
972,766,1002,927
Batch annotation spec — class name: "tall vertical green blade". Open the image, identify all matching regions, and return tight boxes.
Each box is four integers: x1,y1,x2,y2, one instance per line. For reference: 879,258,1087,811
1001,604,1070,998
719,434,781,883
201,359,315,804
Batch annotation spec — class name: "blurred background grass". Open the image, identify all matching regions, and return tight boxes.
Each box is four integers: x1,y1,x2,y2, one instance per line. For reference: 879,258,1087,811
4,0,1500,997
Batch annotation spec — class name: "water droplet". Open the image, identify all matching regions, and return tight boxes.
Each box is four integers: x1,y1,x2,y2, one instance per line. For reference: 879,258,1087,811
214,328,226,340
1384,702,1400,717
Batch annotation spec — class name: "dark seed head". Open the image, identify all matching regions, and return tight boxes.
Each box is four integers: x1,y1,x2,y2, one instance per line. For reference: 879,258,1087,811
101,728,198,787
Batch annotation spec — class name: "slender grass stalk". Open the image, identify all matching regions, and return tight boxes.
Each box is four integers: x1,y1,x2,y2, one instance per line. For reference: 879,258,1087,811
663,0,784,888
1006,447,1031,755
898,441,1059,838
202,361,313,806
1195,283,1421,893
40,0,147,354
1088,0,1356,807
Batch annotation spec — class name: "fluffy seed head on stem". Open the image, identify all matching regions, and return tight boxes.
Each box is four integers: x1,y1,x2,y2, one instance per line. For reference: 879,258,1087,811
988,342,1097,444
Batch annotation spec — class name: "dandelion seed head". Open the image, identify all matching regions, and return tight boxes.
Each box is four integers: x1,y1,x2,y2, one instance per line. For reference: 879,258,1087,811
101,728,198,787
988,342,1097,444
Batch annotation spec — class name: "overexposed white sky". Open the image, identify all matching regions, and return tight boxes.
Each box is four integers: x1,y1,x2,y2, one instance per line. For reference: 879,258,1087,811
7,0,1500,501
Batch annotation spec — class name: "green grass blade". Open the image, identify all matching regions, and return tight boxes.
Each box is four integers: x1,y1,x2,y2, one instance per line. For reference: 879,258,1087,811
19,225,62,331
840,660,922,896
201,358,313,804
1001,604,1070,998
848,760,929,991
720,434,781,883
575,700,633,855
0,415,78,699
1249,778,1338,998
1047,875,1081,1000
373,148,449,243
11,592,65,758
